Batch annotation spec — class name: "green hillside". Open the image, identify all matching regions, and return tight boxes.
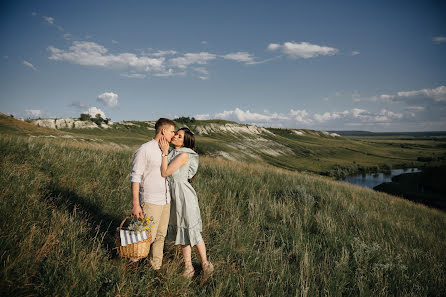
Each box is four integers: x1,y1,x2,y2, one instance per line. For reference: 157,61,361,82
0,115,445,296
3,113,445,177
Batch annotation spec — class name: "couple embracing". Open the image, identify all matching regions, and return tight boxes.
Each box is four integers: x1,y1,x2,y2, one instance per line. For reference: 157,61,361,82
129,118,213,280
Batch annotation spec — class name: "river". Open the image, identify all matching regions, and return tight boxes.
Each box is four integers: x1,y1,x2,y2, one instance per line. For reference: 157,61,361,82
339,168,421,189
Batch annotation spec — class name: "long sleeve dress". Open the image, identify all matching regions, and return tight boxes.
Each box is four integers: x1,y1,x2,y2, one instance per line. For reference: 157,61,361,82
166,147,203,247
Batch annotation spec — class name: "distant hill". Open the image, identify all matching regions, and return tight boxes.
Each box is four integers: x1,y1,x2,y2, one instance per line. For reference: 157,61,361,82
329,130,446,138
1,113,445,177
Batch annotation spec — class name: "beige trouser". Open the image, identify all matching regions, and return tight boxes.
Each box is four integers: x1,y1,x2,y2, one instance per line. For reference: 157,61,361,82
142,202,170,270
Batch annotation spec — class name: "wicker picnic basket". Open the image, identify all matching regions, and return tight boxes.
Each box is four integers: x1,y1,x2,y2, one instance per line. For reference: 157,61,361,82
118,216,152,259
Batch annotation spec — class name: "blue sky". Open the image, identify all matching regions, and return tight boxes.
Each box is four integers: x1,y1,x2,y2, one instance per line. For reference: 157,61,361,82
1,0,445,131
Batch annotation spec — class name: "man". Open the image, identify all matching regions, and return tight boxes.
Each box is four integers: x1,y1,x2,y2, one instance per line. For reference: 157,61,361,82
130,118,175,270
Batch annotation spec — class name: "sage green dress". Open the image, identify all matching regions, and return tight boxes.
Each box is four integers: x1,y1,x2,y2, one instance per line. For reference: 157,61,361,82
166,148,203,247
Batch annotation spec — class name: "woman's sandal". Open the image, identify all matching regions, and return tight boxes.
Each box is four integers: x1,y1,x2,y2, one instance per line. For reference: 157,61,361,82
182,267,195,279
202,261,214,282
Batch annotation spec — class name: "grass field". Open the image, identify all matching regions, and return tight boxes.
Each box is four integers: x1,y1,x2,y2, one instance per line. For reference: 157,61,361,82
1,116,446,296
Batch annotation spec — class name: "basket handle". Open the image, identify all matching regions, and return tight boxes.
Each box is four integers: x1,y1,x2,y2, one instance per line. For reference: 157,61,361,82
119,216,132,231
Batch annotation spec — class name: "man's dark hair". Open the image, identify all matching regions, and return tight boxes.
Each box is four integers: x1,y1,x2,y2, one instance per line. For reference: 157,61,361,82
155,118,175,134
179,127,196,151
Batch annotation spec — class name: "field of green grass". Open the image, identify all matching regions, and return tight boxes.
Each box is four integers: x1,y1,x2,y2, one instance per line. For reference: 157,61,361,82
1,115,446,296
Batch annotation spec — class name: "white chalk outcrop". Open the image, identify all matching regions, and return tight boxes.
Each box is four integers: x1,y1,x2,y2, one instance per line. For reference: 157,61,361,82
30,118,108,129
194,123,273,136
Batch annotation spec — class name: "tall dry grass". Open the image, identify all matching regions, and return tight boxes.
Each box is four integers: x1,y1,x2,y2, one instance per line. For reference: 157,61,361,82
1,135,445,296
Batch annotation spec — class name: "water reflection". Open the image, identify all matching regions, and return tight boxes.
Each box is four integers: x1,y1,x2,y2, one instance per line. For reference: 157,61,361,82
339,168,421,189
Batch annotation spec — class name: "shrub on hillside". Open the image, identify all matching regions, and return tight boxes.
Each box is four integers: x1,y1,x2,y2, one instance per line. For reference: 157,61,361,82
79,113,91,121
174,116,196,124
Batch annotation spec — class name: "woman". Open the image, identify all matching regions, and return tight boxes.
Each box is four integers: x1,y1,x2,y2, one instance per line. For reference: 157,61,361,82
158,127,214,280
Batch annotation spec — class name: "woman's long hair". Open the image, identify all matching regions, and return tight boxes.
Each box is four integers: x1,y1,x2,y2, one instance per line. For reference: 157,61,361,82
179,127,196,182
179,127,196,151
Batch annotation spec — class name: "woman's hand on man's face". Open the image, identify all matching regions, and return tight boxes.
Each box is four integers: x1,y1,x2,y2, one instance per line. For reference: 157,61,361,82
159,137,170,154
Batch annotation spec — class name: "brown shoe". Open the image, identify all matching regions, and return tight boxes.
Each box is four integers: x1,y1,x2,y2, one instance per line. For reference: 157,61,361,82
202,261,214,282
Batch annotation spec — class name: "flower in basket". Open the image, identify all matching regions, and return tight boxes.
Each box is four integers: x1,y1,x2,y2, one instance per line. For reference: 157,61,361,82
128,216,155,234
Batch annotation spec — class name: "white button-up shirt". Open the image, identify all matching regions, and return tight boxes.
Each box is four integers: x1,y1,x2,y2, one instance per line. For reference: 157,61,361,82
130,139,171,205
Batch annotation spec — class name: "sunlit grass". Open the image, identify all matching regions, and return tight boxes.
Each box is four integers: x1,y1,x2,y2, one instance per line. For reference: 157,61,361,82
1,134,445,296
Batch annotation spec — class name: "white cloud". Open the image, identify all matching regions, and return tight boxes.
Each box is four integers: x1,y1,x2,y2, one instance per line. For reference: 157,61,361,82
351,51,360,56
86,107,106,118
48,41,165,72
31,12,37,16
63,33,72,40
25,109,42,118
97,92,119,108
201,41,208,45
314,111,347,122
43,16,54,24
195,113,210,120
152,69,186,77
223,52,256,64
23,60,37,71
214,108,287,123
48,42,228,79
194,105,439,131
267,43,281,51
289,109,312,124
111,40,119,44
3,56,8,59
380,86,446,103
433,36,446,43
168,52,216,69
267,41,338,59
193,67,208,75
149,50,177,57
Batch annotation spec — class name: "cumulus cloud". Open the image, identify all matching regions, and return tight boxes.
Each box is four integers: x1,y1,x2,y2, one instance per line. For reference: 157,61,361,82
223,52,256,64
380,86,446,103
214,108,290,123
195,113,210,120
433,36,446,43
168,52,217,69
149,50,177,57
48,42,224,79
267,41,339,59
25,109,42,118
314,110,349,122
85,107,106,118
198,108,308,126
23,60,37,71
47,39,337,80
289,109,312,124
48,41,165,72
196,107,412,129
97,92,119,108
